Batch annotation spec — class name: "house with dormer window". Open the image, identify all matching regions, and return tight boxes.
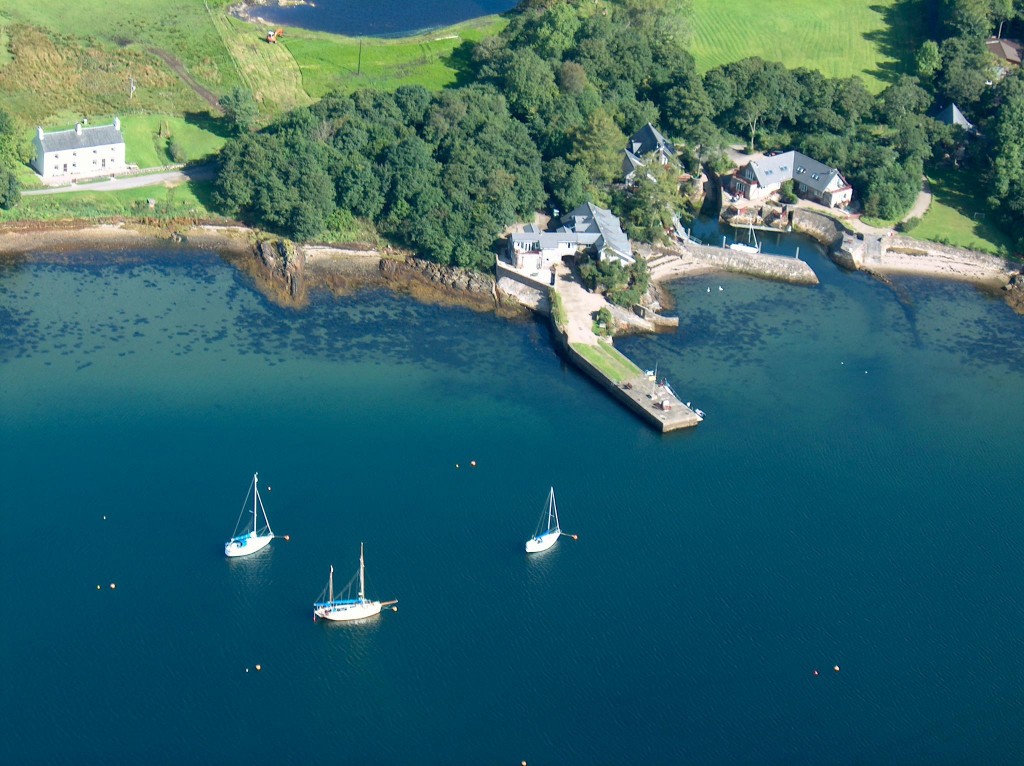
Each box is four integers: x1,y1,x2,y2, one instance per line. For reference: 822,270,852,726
732,151,852,208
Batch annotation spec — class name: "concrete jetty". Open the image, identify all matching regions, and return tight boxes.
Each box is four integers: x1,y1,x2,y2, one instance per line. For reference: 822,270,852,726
497,254,703,432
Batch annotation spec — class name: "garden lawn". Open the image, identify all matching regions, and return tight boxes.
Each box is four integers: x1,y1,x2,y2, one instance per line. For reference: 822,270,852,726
119,115,230,168
912,167,1014,255
690,0,918,92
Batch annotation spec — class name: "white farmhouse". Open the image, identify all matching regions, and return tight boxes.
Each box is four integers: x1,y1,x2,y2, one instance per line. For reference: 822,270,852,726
32,119,126,180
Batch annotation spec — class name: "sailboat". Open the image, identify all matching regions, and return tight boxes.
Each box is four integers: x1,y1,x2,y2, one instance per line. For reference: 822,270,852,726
525,486,574,553
313,543,397,622
729,222,759,254
224,472,280,557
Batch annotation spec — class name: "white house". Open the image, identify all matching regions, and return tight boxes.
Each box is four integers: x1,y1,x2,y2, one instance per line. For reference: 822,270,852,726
732,150,853,208
32,119,126,180
507,202,635,275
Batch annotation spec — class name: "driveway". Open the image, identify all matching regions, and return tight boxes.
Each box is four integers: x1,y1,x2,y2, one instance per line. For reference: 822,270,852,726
24,163,216,196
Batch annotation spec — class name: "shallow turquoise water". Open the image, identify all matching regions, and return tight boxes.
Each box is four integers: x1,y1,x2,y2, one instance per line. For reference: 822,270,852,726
1,246,1023,764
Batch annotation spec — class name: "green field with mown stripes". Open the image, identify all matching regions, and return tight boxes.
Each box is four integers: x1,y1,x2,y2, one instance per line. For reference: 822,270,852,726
690,0,919,92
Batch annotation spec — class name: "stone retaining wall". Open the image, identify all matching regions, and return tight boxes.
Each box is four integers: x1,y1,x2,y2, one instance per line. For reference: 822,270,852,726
683,243,819,285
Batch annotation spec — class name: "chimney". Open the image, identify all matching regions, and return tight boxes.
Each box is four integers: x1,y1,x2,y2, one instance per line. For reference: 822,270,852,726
37,126,44,141
75,123,82,135
114,117,120,132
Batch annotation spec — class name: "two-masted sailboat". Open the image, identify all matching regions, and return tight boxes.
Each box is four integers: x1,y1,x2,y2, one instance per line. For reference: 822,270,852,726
313,543,397,622
225,472,285,557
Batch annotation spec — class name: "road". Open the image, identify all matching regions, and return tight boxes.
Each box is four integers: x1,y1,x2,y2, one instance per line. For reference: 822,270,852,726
24,164,216,196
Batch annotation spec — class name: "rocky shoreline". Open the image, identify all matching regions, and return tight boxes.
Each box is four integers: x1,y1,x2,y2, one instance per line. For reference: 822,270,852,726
0,221,1021,317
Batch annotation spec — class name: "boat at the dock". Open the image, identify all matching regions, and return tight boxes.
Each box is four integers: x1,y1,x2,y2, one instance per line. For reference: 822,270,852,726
313,543,395,621
526,487,571,553
225,473,279,557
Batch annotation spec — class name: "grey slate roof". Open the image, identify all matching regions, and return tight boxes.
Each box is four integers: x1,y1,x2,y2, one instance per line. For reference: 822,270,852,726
561,202,634,262
934,103,975,132
746,151,847,195
627,123,675,158
39,124,124,153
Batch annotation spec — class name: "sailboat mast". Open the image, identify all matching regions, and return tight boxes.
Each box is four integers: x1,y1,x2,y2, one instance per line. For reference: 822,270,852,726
549,487,558,532
359,543,366,601
252,472,259,533
329,565,334,602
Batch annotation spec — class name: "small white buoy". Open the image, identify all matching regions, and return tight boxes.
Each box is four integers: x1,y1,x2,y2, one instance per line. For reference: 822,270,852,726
470,460,477,467
706,286,710,293
102,515,107,520
96,585,101,590
834,665,840,673
246,668,249,673
813,669,819,676
110,583,116,590
255,664,262,672
718,285,723,291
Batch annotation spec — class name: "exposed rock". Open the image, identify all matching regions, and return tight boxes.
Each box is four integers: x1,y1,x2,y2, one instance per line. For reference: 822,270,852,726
1004,272,1024,315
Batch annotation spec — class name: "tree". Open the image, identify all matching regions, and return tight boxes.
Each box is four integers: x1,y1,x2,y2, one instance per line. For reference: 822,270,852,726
916,40,943,79
219,87,259,134
939,36,992,105
0,167,19,210
986,72,1024,247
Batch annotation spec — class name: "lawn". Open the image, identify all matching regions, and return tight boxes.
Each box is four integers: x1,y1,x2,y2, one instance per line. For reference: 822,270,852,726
0,180,219,222
119,114,230,168
911,166,1014,255
572,341,643,384
690,0,920,92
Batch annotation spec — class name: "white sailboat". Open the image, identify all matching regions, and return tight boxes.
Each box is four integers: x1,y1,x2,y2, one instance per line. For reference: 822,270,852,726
225,472,282,557
525,487,575,553
313,543,397,622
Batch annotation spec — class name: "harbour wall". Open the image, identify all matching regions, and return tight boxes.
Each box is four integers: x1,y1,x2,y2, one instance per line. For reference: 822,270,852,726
548,320,699,433
678,243,819,285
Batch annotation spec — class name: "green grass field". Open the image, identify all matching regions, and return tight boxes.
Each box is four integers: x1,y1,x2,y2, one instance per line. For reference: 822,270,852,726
119,114,229,167
690,0,918,92
285,17,506,99
912,167,1014,255
0,181,219,222
0,0,239,93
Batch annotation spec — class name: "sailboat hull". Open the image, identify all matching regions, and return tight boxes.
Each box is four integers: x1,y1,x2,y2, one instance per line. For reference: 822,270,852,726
525,530,559,553
315,601,382,621
225,533,274,557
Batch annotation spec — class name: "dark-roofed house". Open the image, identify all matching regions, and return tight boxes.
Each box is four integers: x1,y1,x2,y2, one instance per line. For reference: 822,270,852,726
732,151,852,208
934,103,975,134
507,202,634,276
987,37,1023,67
32,119,126,180
622,123,676,183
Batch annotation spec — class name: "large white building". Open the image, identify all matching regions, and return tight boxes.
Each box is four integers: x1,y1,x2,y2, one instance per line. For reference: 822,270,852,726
32,119,126,180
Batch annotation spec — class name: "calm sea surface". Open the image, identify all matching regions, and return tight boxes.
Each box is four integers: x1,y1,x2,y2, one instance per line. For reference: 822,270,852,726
2,244,1023,764
248,0,517,37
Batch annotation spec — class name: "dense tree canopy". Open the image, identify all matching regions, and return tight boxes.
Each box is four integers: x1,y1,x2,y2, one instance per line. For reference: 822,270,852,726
212,0,1024,262
214,85,543,268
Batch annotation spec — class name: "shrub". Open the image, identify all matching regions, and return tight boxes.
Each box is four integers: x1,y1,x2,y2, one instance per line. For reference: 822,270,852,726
897,216,921,233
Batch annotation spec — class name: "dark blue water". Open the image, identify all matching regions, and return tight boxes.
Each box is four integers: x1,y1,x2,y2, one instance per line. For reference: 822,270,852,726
2,246,1024,764
249,0,517,37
